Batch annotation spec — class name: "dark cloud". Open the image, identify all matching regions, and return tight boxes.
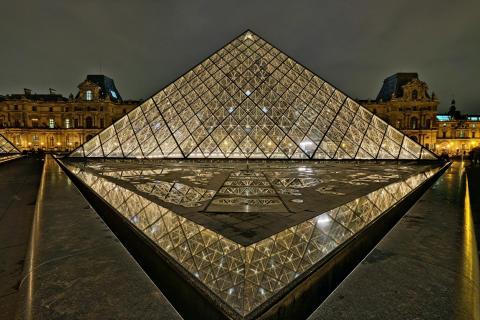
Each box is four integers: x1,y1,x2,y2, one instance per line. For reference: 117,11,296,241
0,0,478,113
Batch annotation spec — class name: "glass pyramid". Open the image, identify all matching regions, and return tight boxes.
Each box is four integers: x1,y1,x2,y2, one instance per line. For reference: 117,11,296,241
63,160,441,317
69,31,437,160
0,133,20,154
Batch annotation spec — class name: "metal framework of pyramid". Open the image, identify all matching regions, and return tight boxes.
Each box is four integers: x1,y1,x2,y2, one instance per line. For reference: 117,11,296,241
69,31,437,160
0,133,20,154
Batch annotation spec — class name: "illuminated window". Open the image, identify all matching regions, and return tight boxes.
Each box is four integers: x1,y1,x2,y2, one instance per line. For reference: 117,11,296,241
410,117,418,129
65,119,70,129
49,118,55,128
86,90,93,101
437,115,452,121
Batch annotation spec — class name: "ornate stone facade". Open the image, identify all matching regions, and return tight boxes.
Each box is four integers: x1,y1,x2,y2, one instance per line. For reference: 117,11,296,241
360,73,439,151
435,102,480,156
361,73,480,156
0,75,138,152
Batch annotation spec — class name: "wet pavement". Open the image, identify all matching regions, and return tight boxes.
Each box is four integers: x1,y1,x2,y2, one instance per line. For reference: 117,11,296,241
14,156,182,320
0,157,43,319
466,160,480,258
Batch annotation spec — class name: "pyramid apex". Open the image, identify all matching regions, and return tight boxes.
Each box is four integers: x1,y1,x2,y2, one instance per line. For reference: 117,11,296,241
237,29,261,42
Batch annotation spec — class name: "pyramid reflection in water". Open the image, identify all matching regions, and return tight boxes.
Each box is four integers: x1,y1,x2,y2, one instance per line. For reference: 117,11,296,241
69,31,437,160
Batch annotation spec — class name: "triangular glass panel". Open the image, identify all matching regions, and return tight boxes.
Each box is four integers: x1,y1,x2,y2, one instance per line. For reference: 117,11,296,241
0,133,21,154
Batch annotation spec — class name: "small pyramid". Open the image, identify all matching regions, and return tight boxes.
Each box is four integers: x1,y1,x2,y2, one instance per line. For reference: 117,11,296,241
0,133,20,154
69,30,438,160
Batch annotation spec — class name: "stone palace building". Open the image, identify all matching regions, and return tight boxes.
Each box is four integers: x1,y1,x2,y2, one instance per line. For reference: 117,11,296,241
0,75,138,152
1,72,478,156
360,73,479,156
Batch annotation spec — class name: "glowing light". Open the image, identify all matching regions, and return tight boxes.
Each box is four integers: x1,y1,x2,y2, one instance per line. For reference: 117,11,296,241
316,214,332,227
243,33,254,41
299,141,313,149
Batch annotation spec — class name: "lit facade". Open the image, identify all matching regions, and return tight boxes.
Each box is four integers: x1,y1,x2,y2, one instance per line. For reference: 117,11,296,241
0,75,137,152
360,73,438,151
361,73,480,156
435,109,480,156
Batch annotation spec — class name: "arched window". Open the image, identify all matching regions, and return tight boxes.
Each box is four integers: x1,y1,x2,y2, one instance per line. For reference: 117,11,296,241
412,90,418,100
86,134,94,141
426,119,431,129
86,90,93,101
410,136,418,142
410,117,418,129
85,116,93,128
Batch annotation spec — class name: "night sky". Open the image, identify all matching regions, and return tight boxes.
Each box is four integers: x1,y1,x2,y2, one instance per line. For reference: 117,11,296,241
1,0,478,113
